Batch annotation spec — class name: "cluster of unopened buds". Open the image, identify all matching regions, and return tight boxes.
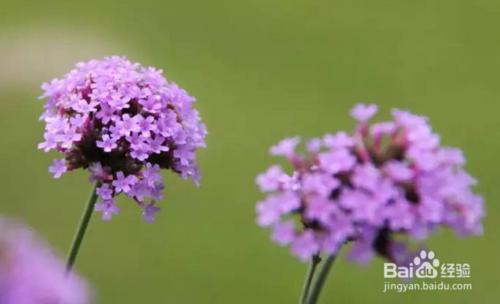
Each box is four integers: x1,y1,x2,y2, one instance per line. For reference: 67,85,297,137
256,104,484,264
39,56,207,222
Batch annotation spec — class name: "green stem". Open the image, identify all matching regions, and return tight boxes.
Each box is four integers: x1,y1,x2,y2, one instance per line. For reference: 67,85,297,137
65,183,99,274
306,254,337,304
299,254,322,304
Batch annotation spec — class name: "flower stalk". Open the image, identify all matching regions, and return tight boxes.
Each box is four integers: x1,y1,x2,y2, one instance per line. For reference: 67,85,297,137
306,254,337,304
65,183,99,274
299,254,321,304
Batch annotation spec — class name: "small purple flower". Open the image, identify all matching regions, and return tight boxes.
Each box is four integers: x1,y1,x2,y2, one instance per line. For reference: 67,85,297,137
306,138,322,153
128,180,150,202
291,231,320,262
70,114,88,129
114,114,140,136
95,199,120,221
71,99,98,114
149,183,164,200
112,171,138,194
96,134,118,152
148,135,169,154
137,115,157,138
272,221,296,246
323,132,355,149
270,137,301,158
370,121,396,137
142,163,162,187
130,146,150,161
142,203,161,223
305,196,336,224
38,56,207,222
96,184,113,200
0,217,90,304
38,132,57,152
256,104,485,263
384,161,414,181
95,104,116,124
48,159,67,179
126,132,146,151
350,103,378,122
107,93,130,110
318,149,356,174
256,197,283,227
59,127,82,149
256,165,288,192
140,94,163,113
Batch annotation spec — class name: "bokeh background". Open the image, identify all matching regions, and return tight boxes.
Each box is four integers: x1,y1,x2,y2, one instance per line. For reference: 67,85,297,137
0,0,498,303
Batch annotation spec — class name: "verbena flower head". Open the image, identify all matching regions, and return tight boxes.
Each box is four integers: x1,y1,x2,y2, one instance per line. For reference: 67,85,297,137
256,104,484,264
0,217,90,304
39,56,207,222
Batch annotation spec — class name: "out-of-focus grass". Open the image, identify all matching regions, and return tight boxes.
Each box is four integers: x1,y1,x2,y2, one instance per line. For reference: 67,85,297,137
0,0,499,303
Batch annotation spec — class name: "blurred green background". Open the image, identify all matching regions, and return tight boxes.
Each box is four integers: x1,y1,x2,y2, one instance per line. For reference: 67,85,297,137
0,0,498,303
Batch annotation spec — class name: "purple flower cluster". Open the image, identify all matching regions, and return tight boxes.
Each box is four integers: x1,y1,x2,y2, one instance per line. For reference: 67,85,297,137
256,104,484,264
0,217,90,304
39,56,207,222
